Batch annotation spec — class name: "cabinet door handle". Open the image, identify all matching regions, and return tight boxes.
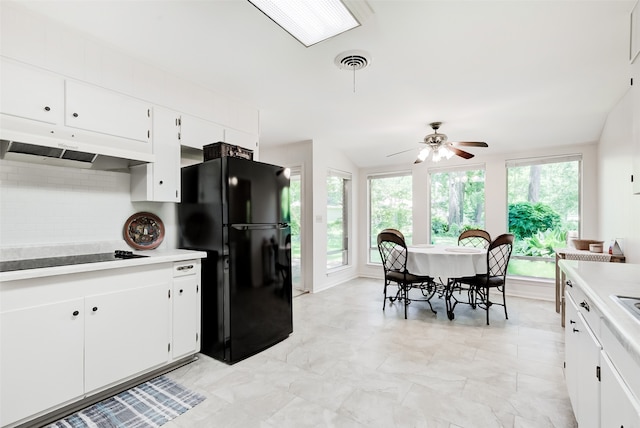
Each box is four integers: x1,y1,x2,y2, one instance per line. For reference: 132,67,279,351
566,280,573,288
177,265,194,271
580,301,590,312
72,112,78,118
572,328,580,333
92,306,98,312
44,106,51,111
569,319,576,324
159,180,163,185
72,310,79,316
179,289,184,294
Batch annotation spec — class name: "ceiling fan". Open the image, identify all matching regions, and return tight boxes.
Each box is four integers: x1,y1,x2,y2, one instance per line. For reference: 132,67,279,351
388,122,488,164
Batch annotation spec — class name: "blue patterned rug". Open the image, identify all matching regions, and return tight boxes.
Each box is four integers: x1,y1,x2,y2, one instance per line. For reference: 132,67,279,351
47,375,206,428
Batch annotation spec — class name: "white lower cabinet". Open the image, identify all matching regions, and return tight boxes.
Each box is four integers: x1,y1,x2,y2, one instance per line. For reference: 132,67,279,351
565,289,601,428
171,261,201,359
0,298,84,426
84,282,170,392
0,261,201,428
601,351,640,428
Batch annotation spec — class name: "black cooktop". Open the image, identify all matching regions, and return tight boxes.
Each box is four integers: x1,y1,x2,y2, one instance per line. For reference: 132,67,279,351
0,251,148,273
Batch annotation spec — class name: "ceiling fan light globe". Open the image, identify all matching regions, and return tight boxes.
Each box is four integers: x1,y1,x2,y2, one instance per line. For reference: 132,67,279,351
417,148,429,161
443,147,454,159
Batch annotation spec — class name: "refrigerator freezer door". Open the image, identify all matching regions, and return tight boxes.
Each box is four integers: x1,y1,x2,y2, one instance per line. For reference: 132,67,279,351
225,224,292,363
227,157,290,225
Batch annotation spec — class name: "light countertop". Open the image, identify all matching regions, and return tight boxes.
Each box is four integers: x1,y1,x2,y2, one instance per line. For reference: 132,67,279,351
0,249,207,282
559,260,640,366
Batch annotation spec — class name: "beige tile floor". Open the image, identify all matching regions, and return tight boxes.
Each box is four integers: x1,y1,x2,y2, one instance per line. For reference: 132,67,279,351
164,277,577,428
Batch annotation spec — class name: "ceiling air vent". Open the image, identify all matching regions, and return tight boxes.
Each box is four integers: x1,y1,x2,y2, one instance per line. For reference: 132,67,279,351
334,50,370,71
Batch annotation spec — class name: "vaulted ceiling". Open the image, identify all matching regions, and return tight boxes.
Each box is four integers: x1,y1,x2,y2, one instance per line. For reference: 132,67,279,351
11,0,635,167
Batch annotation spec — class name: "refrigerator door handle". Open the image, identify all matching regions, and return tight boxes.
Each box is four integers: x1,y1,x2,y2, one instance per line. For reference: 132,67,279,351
231,224,281,231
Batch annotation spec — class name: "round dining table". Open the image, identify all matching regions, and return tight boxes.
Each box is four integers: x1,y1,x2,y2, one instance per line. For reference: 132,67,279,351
406,244,487,319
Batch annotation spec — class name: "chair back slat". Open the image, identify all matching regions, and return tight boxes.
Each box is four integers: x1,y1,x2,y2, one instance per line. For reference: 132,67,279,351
458,229,491,249
487,234,514,277
377,231,408,273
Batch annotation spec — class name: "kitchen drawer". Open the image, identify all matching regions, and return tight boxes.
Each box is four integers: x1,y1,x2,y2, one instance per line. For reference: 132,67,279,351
565,278,601,336
601,321,640,401
173,260,198,277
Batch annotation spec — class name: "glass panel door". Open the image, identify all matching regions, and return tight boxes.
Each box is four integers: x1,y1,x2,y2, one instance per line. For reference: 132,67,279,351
289,169,303,291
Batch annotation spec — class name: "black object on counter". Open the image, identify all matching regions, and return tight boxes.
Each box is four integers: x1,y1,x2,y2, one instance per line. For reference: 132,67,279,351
0,250,148,272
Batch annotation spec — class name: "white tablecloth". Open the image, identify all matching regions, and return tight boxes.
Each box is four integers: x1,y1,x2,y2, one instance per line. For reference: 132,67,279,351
406,245,487,279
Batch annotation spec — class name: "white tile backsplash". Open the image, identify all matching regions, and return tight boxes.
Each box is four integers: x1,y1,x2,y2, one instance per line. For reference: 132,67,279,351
0,159,176,258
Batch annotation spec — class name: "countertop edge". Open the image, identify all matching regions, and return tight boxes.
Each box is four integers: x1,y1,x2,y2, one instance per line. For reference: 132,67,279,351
0,249,207,282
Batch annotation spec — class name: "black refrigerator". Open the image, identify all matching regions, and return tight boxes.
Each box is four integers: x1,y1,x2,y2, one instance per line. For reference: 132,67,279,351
178,157,292,364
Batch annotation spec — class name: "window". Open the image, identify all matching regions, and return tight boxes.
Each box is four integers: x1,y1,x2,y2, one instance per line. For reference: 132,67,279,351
368,173,413,263
430,167,486,245
506,155,581,279
326,170,351,270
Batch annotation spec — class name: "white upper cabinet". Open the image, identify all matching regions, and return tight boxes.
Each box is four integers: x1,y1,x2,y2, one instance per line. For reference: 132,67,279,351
178,114,224,150
178,114,258,156
0,59,154,163
224,127,259,155
65,80,152,143
130,107,180,202
0,59,64,125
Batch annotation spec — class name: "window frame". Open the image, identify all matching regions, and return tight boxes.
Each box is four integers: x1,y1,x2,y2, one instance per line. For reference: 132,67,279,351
505,154,582,279
326,169,352,272
367,171,413,265
427,163,487,245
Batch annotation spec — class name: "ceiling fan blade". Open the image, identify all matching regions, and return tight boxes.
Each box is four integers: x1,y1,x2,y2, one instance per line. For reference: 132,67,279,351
452,141,488,147
414,156,424,164
449,146,475,159
387,148,416,157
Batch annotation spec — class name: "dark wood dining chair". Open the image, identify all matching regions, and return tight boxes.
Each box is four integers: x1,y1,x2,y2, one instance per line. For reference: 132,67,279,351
457,233,514,325
377,230,437,319
458,229,491,249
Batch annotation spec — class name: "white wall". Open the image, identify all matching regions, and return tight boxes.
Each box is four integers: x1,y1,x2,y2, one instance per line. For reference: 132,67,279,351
0,159,176,252
598,88,639,263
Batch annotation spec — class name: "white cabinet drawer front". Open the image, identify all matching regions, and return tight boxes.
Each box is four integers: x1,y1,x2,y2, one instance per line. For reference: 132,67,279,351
0,59,64,124
84,282,170,392
0,298,84,427
173,260,199,277
601,321,640,401
566,281,601,336
65,80,151,143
